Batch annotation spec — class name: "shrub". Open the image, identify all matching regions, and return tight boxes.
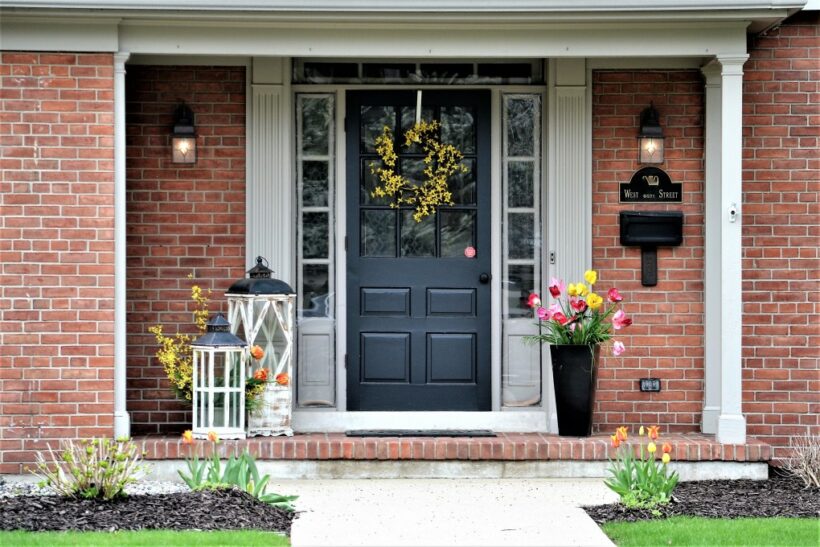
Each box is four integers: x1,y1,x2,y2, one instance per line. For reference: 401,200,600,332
604,426,679,511
179,432,297,511
783,433,820,488
31,438,149,500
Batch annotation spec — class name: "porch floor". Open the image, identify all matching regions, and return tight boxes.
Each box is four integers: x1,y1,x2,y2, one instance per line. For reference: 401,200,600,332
138,432,771,463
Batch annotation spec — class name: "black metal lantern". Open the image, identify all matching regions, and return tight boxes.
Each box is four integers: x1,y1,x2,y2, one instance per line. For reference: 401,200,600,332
191,314,247,439
227,257,296,437
638,102,664,165
171,101,196,164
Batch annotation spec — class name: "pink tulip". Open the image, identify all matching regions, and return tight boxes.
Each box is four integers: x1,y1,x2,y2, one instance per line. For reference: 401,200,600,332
548,277,566,298
612,310,632,330
536,306,549,320
553,312,568,325
527,293,541,309
607,288,623,303
612,341,625,356
570,298,587,313
547,303,562,319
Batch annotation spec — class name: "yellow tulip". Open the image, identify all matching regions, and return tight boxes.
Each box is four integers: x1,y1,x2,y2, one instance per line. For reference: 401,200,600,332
647,442,657,454
587,293,603,310
639,425,645,436
662,453,671,464
577,283,589,297
567,283,579,297
584,270,598,285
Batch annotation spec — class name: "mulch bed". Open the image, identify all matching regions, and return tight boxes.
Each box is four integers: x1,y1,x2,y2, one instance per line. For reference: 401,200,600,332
0,488,295,535
585,472,820,524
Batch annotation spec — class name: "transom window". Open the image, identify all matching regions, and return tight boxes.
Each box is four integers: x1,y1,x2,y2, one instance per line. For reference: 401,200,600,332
293,59,544,85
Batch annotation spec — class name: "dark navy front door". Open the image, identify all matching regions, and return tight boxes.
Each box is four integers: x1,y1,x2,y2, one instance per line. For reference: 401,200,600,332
346,90,491,411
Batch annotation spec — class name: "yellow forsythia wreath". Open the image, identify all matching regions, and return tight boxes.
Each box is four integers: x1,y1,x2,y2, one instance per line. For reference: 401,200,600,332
370,119,468,222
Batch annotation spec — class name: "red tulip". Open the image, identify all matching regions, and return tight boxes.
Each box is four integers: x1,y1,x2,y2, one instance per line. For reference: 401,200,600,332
607,288,623,303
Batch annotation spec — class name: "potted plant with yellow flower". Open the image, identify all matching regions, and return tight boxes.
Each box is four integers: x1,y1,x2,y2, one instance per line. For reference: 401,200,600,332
526,269,632,436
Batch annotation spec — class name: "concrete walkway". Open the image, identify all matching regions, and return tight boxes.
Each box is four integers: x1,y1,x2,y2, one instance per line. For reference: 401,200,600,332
267,478,617,547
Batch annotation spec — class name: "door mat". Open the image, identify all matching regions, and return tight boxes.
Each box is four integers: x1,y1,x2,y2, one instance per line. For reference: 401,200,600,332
345,429,496,437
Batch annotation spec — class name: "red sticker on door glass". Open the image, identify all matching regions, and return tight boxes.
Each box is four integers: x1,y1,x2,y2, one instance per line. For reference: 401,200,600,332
464,246,476,258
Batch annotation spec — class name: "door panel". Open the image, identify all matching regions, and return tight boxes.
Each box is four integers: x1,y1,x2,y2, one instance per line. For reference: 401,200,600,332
346,90,491,411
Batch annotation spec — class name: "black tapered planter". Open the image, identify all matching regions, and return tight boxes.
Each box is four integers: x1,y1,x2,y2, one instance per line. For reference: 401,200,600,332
550,344,599,437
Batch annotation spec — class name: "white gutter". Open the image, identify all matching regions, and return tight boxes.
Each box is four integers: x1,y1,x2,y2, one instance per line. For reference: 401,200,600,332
0,0,808,11
114,51,131,440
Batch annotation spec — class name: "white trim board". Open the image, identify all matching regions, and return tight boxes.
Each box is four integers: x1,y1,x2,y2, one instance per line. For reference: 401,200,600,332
293,411,548,432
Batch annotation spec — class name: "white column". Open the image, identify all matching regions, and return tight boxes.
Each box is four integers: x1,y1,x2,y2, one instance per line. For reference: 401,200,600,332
547,59,591,432
703,55,748,444
247,58,294,282
113,51,131,439
701,62,721,434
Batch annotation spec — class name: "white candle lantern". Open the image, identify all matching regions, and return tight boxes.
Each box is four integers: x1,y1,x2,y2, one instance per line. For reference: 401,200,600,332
227,257,296,437
191,314,247,440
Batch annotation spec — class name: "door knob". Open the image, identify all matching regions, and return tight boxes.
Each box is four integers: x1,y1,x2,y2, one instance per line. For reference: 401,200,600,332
479,273,491,284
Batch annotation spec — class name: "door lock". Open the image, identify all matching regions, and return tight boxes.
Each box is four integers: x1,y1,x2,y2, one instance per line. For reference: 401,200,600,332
479,273,491,284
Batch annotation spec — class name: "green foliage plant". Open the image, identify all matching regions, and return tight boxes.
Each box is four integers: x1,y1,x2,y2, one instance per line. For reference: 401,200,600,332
30,438,149,501
604,426,679,511
178,433,297,511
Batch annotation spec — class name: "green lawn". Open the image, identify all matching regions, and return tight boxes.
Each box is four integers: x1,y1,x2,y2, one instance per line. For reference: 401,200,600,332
0,530,290,547
603,517,819,546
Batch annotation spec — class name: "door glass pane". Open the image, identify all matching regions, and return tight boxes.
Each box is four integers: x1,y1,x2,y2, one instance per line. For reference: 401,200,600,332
450,158,476,205
506,98,535,157
302,161,329,207
506,264,535,318
302,212,329,259
401,106,435,153
360,158,389,205
361,106,395,153
508,212,534,259
301,97,332,155
507,161,534,208
440,210,476,257
400,157,426,183
302,264,330,318
361,209,396,257
441,106,476,154
400,210,436,257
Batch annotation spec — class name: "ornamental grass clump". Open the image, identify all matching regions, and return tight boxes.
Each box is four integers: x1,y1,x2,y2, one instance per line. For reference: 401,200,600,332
605,425,679,511
783,433,820,488
31,438,149,501
526,269,631,354
179,431,298,511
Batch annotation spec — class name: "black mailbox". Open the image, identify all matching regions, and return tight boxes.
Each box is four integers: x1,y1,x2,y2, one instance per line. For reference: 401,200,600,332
620,211,684,286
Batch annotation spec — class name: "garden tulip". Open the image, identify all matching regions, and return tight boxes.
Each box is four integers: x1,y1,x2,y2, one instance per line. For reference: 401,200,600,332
584,270,598,285
527,293,541,308
662,442,672,454
647,425,660,440
662,453,671,464
548,277,565,298
612,310,632,330
586,292,603,310
607,288,623,303
182,430,194,444
537,307,549,320
207,431,219,443
275,372,290,386
647,442,657,454
250,345,265,360
612,341,625,356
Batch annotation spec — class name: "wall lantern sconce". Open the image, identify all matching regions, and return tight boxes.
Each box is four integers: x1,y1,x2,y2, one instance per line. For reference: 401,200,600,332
171,101,196,164
638,102,664,165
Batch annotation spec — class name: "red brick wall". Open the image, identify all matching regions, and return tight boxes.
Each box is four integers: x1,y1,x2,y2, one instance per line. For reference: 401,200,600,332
742,11,820,459
0,52,115,473
125,65,246,434
591,70,706,433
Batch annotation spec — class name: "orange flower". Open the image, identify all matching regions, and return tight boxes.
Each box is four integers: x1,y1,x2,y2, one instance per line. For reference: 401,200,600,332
610,434,621,448
647,425,660,440
250,345,264,360
615,426,629,442
253,368,269,381
207,431,219,443
662,442,672,454
275,372,289,386
182,430,194,444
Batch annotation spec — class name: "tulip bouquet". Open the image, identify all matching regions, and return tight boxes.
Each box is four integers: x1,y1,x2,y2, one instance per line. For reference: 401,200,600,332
605,425,679,510
526,269,631,355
